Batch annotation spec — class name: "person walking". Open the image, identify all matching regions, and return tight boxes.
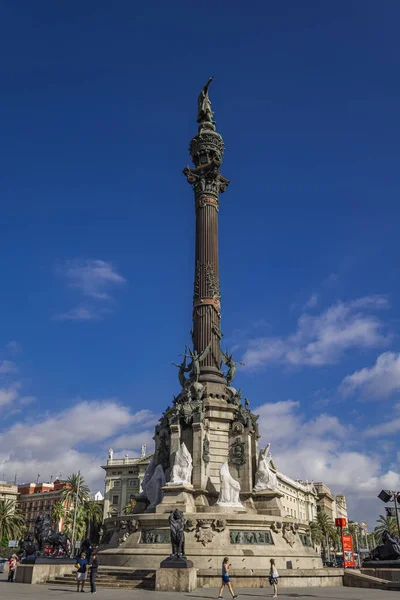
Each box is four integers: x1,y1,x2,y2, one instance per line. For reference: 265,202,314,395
89,552,99,594
7,554,18,582
75,552,88,593
218,556,238,599
269,558,279,598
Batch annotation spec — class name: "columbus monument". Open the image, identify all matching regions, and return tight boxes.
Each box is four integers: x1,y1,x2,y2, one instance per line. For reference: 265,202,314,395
98,81,323,585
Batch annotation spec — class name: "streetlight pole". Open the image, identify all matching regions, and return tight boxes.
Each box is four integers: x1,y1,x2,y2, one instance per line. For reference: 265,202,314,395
71,471,80,557
394,492,400,536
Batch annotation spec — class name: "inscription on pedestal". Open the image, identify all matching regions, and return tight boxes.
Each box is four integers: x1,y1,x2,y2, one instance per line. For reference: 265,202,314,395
229,530,274,545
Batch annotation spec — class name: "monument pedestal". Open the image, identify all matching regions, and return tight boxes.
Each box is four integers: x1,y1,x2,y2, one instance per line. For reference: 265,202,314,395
252,489,284,516
156,566,197,591
156,484,196,513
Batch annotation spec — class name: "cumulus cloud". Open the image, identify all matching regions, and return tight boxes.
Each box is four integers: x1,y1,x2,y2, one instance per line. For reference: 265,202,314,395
0,400,157,491
243,295,389,369
340,351,400,398
254,398,400,525
54,259,126,321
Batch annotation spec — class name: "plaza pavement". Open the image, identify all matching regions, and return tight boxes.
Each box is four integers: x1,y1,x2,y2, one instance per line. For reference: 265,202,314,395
0,574,398,600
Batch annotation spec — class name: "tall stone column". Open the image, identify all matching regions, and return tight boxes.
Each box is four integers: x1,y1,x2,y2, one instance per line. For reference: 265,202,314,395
183,78,230,385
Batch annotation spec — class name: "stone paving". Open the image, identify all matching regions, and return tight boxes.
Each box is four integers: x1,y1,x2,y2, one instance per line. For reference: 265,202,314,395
0,574,398,600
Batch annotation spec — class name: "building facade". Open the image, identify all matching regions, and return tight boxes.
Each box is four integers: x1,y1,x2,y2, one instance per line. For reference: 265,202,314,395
18,479,73,533
0,481,19,509
314,482,348,523
276,473,318,522
102,451,153,519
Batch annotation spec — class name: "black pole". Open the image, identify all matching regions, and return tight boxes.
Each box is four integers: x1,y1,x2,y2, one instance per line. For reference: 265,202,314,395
394,493,400,536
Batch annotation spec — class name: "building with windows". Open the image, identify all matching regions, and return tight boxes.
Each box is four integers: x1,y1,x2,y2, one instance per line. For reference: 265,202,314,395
314,482,348,523
277,473,318,522
101,450,153,519
0,481,19,509
18,479,73,533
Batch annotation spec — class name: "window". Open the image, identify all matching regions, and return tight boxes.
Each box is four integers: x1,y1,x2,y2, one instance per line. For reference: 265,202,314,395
129,480,137,487
117,471,122,475
112,471,117,475
128,471,134,474
113,480,121,487
112,495,119,505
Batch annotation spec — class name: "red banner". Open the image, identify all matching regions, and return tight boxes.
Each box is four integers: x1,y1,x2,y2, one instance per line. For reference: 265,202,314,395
342,534,355,568
335,518,347,528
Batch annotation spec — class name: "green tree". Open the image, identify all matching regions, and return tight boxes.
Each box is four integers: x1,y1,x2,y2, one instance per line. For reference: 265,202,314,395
374,514,399,541
83,501,103,540
0,500,25,544
312,510,335,562
123,497,137,516
51,501,66,532
61,473,90,508
64,505,86,542
309,520,323,545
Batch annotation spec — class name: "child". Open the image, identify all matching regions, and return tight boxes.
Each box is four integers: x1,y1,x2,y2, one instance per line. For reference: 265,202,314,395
269,558,279,598
218,557,238,599
7,554,18,582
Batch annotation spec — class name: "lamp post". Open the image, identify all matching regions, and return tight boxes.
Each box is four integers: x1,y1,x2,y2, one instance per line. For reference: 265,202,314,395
378,489,400,535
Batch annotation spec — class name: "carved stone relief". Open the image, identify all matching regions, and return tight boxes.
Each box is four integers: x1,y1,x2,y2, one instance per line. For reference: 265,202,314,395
230,530,274,545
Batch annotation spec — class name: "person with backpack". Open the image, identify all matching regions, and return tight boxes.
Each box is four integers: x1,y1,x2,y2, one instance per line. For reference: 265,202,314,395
269,558,279,597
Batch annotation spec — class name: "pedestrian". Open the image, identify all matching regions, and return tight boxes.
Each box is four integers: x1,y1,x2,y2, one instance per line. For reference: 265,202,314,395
7,554,18,582
218,556,238,599
89,552,99,594
75,552,88,593
269,558,279,598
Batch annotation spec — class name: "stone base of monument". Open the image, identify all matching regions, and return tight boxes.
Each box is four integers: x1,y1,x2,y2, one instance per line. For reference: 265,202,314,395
15,558,76,584
156,484,196,513
156,562,197,591
252,489,284,516
98,512,323,573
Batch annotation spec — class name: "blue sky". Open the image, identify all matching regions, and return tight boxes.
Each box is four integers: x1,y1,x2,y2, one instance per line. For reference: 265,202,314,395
1,1,400,525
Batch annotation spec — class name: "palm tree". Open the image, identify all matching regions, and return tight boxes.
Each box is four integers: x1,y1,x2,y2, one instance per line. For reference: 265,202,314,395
123,497,137,515
61,473,90,508
64,505,86,542
374,514,399,541
309,520,323,546
51,501,66,532
0,500,25,544
314,510,335,562
83,501,103,540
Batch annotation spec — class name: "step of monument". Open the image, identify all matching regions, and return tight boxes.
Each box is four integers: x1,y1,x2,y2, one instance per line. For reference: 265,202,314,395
48,579,155,589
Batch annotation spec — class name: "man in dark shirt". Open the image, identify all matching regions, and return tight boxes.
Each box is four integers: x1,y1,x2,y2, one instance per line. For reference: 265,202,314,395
75,552,88,593
90,552,99,594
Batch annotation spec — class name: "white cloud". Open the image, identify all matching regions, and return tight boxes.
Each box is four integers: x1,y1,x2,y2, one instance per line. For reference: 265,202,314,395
365,418,400,438
53,306,106,322
340,352,400,398
304,294,319,309
0,385,20,407
254,398,400,526
243,296,389,369
60,259,126,300
54,259,126,321
0,400,156,492
0,360,18,374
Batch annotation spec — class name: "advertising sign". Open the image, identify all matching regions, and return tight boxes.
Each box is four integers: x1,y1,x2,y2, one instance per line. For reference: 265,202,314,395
335,518,347,528
342,534,355,568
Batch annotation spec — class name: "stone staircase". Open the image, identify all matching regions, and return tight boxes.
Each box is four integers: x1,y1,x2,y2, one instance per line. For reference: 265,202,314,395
47,567,156,590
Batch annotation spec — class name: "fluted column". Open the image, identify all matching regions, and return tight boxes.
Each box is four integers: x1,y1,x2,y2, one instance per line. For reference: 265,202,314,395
183,82,229,384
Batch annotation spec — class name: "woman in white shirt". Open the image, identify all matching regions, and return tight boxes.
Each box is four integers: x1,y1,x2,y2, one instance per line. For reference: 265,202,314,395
269,558,279,597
